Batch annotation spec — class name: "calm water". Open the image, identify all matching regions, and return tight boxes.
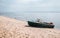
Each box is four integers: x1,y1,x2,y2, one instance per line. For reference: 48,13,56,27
0,12,60,29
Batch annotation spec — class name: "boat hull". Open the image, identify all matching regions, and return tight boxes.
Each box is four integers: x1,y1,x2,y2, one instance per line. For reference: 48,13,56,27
28,21,54,28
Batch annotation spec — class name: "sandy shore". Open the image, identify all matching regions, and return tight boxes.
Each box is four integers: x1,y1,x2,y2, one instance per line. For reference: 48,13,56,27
0,16,60,38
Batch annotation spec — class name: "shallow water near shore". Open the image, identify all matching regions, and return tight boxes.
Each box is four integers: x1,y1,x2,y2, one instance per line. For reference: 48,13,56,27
0,12,60,29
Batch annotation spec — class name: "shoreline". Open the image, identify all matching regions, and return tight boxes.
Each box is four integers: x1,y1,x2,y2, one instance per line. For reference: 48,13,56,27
0,16,60,38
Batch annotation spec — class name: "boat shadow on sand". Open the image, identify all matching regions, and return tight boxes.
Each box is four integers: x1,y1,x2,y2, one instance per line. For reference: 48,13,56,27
25,25,54,28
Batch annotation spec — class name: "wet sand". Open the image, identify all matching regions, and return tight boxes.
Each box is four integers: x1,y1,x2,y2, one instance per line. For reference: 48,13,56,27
0,16,60,38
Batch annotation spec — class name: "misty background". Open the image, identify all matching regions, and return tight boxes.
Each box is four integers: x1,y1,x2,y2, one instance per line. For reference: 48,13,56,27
0,0,60,29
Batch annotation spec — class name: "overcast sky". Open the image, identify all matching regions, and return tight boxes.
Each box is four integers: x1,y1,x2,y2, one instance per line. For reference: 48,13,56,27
0,0,60,12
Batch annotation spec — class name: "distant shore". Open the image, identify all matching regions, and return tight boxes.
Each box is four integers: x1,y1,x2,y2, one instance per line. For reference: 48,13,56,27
0,16,60,38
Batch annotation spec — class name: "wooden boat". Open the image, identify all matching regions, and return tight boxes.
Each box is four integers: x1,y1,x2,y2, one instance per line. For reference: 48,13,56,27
28,21,55,28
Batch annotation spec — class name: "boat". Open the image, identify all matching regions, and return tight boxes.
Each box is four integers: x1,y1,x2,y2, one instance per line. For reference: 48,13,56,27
28,21,55,28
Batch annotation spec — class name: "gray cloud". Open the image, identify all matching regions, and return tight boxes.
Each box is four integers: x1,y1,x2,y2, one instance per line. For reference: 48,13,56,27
0,0,60,12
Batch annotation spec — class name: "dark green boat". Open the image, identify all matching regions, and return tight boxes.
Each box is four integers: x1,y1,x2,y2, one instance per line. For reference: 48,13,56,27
28,21,55,28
